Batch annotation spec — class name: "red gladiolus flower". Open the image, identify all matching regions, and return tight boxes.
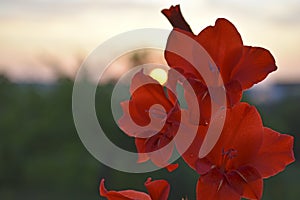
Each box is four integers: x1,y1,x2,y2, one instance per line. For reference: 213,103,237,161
162,5,277,124
100,178,170,200
182,103,294,200
118,70,181,167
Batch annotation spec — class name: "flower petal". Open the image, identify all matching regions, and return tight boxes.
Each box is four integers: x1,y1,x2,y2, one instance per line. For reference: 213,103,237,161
135,134,174,167
164,28,204,82
183,78,211,125
226,166,262,199
225,80,242,107
129,83,173,126
231,46,277,90
196,18,243,84
196,168,240,200
196,158,213,175
250,127,295,178
145,178,170,200
100,179,151,200
146,137,174,167
166,163,179,172
165,69,180,105
135,138,150,163
207,103,264,169
242,178,263,200
118,101,165,138
161,5,193,32
127,70,173,126
181,125,208,170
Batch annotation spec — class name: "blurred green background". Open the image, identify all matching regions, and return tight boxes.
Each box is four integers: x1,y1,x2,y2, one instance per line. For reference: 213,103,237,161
0,74,299,200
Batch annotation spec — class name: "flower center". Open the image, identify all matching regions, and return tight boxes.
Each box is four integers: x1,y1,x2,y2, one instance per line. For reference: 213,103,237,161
220,148,238,172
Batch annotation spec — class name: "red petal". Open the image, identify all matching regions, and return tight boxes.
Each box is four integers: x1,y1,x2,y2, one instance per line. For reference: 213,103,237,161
236,165,261,183
135,138,149,163
196,168,240,200
118,101,165,138
129,84,173,126
146,136,174,167
100,179,109,197
135,135,174,167
196,158,213,175
164,28,204,82
206,103,264,170
166,163,179,172
225,170,243,195
225,80,242,107
183,78,211,125
129,71,173,126
197,18,243,84
119,71,178,140
226,166,262,199
161,5,192,32
165,28,218,87
181,125,208,170
145,178,170,200
129,69,160,94
165,69,183,105
231,46,277,90
99,179,151,200
250,127,295,178
242,178,263,200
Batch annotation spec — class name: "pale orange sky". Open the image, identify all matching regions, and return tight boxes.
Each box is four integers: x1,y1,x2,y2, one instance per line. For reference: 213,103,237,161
0,0,299,83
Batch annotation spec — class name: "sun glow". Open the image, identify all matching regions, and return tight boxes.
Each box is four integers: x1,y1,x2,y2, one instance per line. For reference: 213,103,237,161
149,68,168,85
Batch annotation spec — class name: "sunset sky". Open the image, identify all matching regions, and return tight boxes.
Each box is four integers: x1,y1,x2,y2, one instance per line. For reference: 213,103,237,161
0,0,299,83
